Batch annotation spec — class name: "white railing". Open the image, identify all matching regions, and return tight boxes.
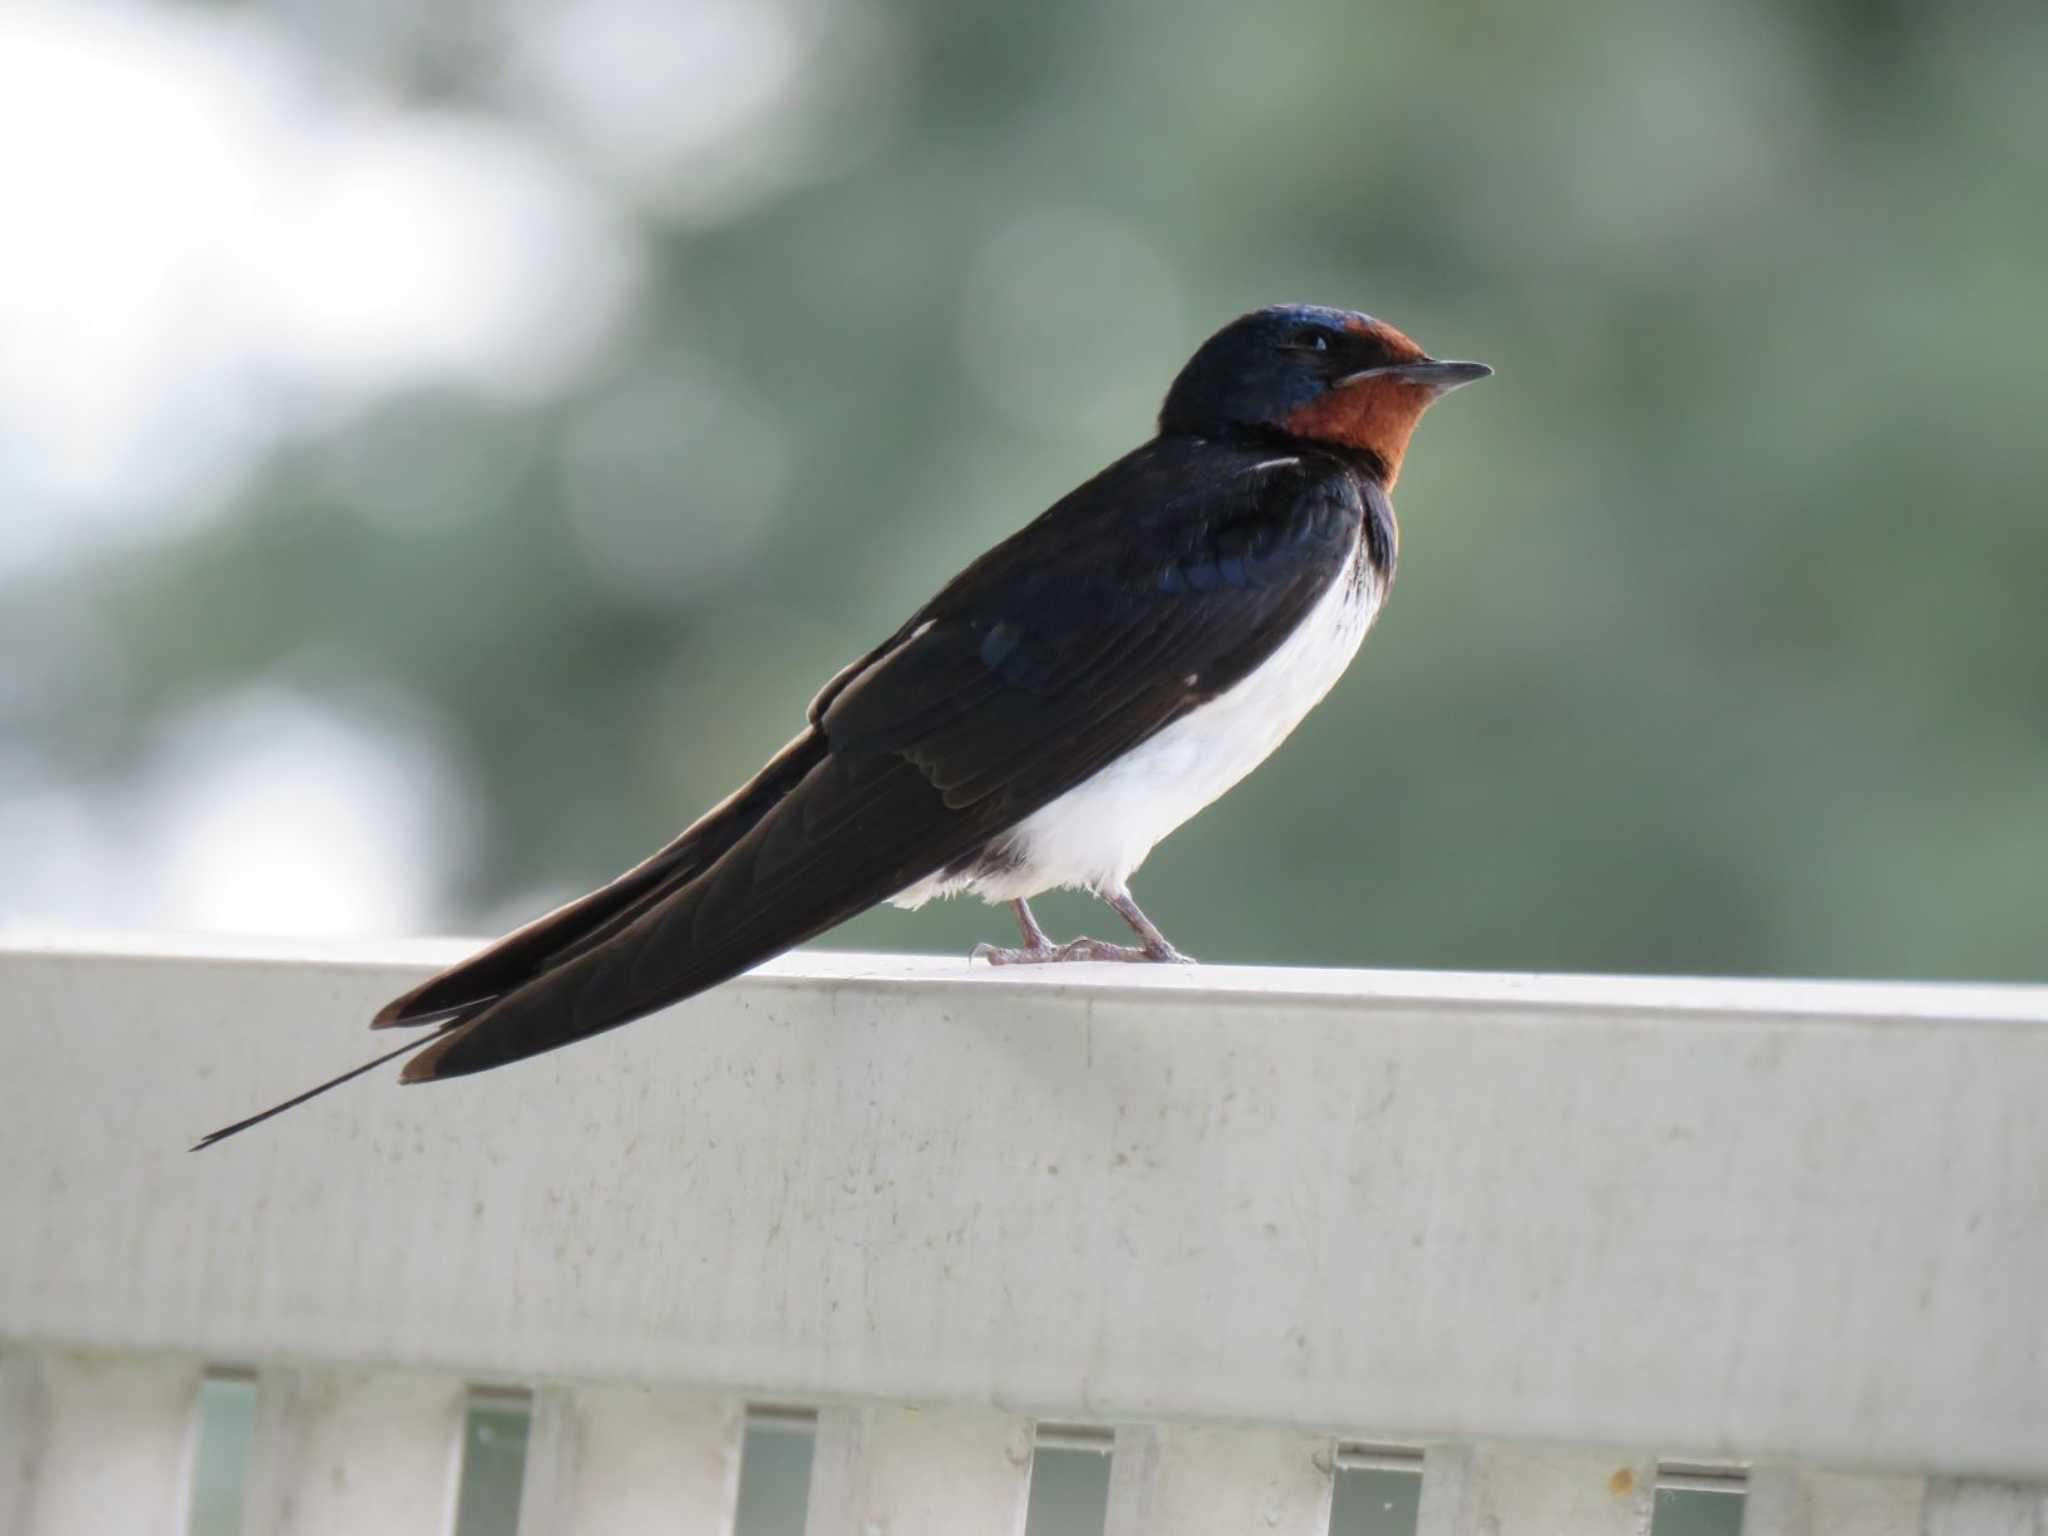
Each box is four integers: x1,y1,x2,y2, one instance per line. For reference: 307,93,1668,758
3,932,2047,1534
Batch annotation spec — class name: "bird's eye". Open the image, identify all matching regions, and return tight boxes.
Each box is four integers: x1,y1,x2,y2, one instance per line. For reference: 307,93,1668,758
1292,328,1333,353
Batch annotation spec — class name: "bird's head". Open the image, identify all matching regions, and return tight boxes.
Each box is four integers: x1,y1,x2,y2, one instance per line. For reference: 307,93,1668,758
1159,304,1491,486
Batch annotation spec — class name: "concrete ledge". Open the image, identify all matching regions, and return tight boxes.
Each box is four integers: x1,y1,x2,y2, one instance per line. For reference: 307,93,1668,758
4,933,2046,1476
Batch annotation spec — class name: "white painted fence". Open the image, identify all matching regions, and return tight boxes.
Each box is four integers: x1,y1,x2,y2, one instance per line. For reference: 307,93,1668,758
3,933,2047,1534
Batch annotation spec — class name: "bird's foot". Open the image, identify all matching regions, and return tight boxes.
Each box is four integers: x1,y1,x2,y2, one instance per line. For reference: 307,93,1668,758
1057,935,1197,964
971,936,1195,966
971,939,1060,966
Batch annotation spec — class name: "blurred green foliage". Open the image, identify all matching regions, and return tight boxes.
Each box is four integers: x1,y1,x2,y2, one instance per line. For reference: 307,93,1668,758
11,0,2047,980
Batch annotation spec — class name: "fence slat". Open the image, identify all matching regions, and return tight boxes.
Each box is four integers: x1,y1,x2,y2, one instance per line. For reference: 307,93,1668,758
1415,1443,1654,1536
1743,1468,1926,1535
0,1349,201,1536
516,1384,743,1536
239,1366,465,1536
1103,1424,1335,1536
1923,1480,2048,1536
803,1405,1032,1536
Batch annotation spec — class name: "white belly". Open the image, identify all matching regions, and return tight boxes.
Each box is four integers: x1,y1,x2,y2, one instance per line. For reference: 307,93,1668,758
893,535,1382,908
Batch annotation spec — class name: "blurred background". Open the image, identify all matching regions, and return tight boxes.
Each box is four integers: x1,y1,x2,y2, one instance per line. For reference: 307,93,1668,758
4,0,2045,982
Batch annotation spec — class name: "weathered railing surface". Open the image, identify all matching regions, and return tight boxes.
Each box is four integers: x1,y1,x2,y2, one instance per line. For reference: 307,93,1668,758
3,932,2047,1534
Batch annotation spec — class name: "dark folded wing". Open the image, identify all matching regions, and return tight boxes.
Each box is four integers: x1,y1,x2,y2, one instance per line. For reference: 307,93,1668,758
371,621,936,1029
405,444,1367,1080
371,730,826,1029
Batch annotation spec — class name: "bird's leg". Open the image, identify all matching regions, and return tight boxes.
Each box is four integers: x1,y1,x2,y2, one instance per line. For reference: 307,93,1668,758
970,898,1063,965
1104,885,1196,963
970,888,1195,966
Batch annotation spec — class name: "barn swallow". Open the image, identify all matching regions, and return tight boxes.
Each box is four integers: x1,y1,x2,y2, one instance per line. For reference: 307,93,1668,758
195,304,1488,1147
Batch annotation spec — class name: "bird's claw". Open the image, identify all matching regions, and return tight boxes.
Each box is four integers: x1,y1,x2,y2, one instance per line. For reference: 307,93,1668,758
971,937,1196,966
970,940,1056,966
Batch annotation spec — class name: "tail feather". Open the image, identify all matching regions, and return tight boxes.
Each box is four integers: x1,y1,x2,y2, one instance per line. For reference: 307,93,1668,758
190,1026,456,1150
186,727,842,1148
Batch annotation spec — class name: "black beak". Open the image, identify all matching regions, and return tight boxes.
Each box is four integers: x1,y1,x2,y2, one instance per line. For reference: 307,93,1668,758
1339,359,1494,391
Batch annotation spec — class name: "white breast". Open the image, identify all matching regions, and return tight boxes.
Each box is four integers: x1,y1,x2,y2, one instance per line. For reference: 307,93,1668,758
892,533,1382,909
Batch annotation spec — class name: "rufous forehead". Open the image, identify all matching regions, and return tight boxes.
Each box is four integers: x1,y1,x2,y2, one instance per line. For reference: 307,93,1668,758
1343,316,1426,361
